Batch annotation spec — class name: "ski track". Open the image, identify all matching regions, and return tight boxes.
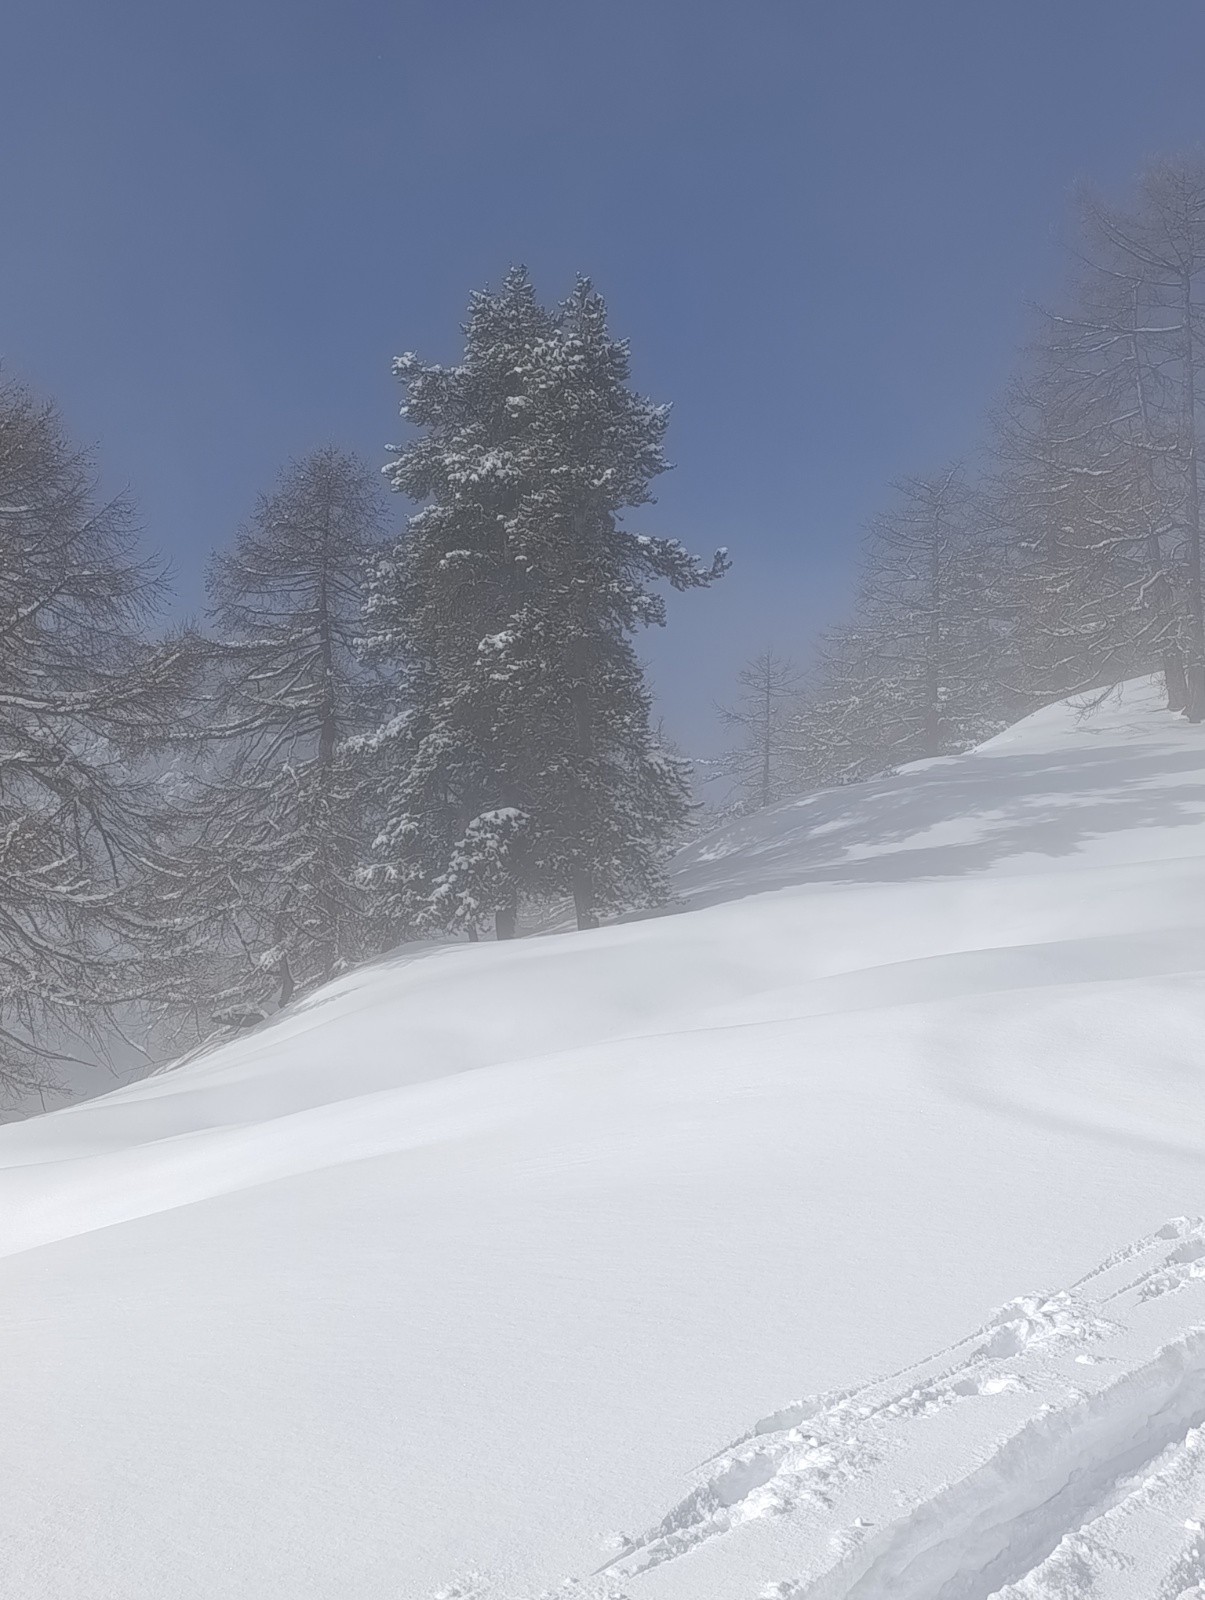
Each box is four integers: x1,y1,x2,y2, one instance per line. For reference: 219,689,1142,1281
452,1220,1205,1600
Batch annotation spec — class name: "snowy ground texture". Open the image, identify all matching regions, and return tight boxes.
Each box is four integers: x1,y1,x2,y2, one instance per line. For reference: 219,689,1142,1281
6,679,1205,1597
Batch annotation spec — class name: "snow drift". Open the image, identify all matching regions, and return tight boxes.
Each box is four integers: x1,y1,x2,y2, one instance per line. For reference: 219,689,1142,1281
5,677,1205,1598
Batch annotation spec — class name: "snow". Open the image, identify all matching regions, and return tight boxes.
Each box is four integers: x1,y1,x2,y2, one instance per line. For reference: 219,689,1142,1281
6,676,1205,1595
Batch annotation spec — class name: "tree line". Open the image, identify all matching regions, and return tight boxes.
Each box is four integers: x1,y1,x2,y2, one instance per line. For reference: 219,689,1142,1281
0,267,726,1103
719,155,1205,812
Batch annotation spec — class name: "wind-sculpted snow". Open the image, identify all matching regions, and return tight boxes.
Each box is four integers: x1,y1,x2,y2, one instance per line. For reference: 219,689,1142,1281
5,676,1205,1597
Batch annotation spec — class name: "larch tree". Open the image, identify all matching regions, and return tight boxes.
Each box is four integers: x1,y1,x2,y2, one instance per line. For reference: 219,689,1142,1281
366,267,728,937
1071,160,1205,718
787,624,894,790
795,469,1001,784
985,355,1165,707
983,177,1191,711
0,380,192,1100
156,447,390,1017
715,648,804,810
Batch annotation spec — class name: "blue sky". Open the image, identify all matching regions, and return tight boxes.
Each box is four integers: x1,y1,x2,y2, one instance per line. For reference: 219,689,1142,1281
5,2,1205,752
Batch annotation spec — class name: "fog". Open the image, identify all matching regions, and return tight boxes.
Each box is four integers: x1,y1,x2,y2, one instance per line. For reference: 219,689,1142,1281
6,7,1205,1597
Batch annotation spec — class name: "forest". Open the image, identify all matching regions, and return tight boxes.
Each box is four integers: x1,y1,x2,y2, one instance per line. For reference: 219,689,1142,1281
718,159,1205,807
5,156,1205,1103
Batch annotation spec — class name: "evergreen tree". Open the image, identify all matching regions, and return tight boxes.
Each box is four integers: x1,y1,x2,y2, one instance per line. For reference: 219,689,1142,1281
0,380,190,1099
157,447,389,1016
367,268,728,936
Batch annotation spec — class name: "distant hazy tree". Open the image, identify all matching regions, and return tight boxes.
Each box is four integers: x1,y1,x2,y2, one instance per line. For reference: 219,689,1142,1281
367,268,728,937
0,380,191,1099
715,648,804,809
1037,159,1205,718
790,623,902,789
986,356,1165,706
982,168,1205,712
793,469,1002,785
157,448,389,1016
1097,161,1205,717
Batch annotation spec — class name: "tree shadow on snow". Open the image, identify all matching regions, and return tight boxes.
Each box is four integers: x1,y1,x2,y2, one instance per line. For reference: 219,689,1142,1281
662,740,1205,916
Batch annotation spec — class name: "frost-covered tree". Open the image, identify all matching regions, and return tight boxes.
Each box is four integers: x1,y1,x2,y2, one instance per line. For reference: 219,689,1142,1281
986,355,1168,706
787,625,897,790
157,448,389,1015
793,470,1002,785
0,380,191,1099
427,807,530,940
982,174,1196,711
715,648,804,810
1081,160,1205,719
367,268,728,936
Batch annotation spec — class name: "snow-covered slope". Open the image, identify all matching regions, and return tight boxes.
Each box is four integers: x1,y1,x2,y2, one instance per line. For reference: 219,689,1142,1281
6,677,1205,1598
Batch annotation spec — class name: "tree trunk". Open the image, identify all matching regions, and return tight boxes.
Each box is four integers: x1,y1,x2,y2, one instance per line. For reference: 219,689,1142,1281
1165,649,1189,712
318,709,337,766
760,663,772,808
567,506,600,921
467,925,479,943
1130,290,1184,715
315,482,341,962
495,899,517,941
1180,267,1205,722
1187,660,1205,723
278,953,295,1008
572,866,599,931
924,505,944,757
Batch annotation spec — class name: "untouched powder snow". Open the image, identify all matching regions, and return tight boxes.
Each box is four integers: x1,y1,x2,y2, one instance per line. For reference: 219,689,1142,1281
6,677,1205,1596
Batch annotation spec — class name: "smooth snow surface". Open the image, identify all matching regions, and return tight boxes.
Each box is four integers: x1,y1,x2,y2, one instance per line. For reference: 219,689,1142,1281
7,677,1205,1597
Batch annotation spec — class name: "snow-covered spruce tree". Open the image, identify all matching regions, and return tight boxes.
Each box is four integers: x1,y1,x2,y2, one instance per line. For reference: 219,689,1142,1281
0,380,192,1100
714,648,804,810
367,268,728,937
793,469,1003,785
157,448,390,1016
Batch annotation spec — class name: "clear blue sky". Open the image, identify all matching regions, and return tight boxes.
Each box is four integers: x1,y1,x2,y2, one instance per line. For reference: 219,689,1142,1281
5,2,1205,753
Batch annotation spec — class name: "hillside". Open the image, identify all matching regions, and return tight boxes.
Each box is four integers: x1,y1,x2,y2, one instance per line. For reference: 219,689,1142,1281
5,677,1205,1598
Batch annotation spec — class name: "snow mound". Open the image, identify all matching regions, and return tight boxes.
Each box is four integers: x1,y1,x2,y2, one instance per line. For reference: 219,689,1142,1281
4,675,1205,1598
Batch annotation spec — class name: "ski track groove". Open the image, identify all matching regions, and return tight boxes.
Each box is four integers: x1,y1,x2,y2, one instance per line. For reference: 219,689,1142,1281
427,1227,1205,1599
581,1220,1205,1600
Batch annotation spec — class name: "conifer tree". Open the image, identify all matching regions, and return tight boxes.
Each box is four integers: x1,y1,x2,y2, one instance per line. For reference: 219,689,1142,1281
793,470,1002,785
715,648,804,809
986,358,1164,705
0,380,191,1098
367,268,728,936
158,448,389,1015
983,179,1190,710
1075,160,1205,719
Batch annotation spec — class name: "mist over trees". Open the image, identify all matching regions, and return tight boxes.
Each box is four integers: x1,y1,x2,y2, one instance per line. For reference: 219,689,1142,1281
8,152,1205,1106
717,154,1205,812
0,272,725,1105
714,648,803,810
0,381,193,1096
146,448,390,1024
